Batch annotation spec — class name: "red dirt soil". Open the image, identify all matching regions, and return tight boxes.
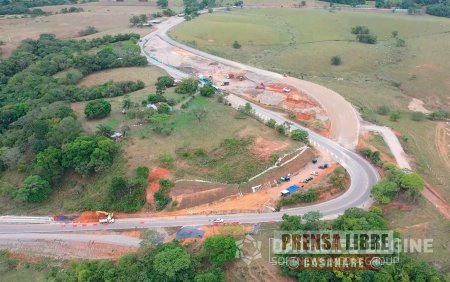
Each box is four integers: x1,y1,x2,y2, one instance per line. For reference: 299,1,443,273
74,211,99,223
146,167,170,206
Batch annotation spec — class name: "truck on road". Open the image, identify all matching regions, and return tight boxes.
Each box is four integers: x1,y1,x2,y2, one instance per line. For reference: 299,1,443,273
281,185,300,197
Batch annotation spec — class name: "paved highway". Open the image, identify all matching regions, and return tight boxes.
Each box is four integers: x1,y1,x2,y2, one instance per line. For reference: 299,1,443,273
0,11,379,234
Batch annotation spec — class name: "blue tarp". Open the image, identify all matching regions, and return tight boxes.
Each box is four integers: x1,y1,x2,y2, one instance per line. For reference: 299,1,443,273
176,227,205,240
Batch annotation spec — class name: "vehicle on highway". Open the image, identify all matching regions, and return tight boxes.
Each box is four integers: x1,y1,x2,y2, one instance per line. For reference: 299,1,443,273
310,171,319,176
319,163,328,169
213,218,224,223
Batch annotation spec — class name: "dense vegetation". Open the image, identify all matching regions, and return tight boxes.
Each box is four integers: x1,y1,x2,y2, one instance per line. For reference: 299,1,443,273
426,3,450,17
279,209,445,281
0,33,147,204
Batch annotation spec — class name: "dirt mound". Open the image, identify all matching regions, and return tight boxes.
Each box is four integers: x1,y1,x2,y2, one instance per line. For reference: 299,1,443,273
149,167,170,180
74,211,99,223
286,93,316,107
250,136,289,161
296,112,313,120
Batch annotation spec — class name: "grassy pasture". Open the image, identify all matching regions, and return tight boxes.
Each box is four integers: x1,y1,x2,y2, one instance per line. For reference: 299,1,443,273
170,9,450,109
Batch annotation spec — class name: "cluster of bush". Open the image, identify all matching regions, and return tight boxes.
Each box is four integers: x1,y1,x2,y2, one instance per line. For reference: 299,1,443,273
60,6,83,13
321,0,365,5
154,179,174,210
372,164,424,204
351,26,377,44
426,3,450,17
277,189,318,209
107,166,148,212
279,210,445,281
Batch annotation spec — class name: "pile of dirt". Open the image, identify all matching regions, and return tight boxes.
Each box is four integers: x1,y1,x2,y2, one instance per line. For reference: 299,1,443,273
73,211,99,223
285,93,316,107
296,112,313,120
148,167,170,180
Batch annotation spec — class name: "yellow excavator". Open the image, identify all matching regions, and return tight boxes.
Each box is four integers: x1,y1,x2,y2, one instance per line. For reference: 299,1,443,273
96,211,115,224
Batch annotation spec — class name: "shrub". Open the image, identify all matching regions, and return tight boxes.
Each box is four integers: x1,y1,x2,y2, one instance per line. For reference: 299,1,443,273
156,76,175,88
232,40,241,49
330,56,342,66
78,26,98,37
357,33,377,44
266,118,277,128
17,175,51,203
411,111,424,121
175,78,198,95
351,26,369,35
291,129,309,143
84,99,111,119
377,105,390,115
390,111,400,121
200,85,215,97
276,124,286,135
159,153,174,168
428,110,449,120
136,166,149,180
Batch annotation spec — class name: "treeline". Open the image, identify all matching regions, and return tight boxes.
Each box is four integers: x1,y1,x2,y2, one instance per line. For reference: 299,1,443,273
279,209,445,281
0,0,97,15
0,33,141,86
321,0,366,5
426,3,450,17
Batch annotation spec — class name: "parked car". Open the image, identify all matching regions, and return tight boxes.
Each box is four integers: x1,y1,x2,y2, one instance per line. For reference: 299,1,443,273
310,171,319,176
319,163,328,169
303,176,313,183
213,218,224,223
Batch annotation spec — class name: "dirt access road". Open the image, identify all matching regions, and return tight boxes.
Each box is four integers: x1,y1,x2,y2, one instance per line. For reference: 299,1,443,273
143,13,360,150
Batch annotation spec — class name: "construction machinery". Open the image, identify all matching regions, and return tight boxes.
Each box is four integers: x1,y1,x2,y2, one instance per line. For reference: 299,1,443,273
96,211,115,224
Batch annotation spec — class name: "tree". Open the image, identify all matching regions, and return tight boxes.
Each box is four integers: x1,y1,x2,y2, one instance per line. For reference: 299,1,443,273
84,99,111,119
371,180,399,204
232,40,241,49
78,26,98,36
390,111,400,121
157,102,171,114
175,78,198,95
291,129,309,143
276,124,286,135
203,235,238,267
35,147,63,185
96,124,114,137
191,107,208,122
156,76,175,89
266,118,276,128
391,30,399,38
333,208,387,231
157,0,169,8
129,15,141,26
399,173,424,200
16,175,51,203
280,214,303,231
47,117,81,148
331,56,342,66
153,246,192,280
200,85,215,97
428,110,449,120
62,136,118,176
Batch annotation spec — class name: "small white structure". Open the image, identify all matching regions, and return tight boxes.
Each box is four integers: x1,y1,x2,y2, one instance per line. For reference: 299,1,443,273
149,19,161,24
111,132,123,140
146,104,158,111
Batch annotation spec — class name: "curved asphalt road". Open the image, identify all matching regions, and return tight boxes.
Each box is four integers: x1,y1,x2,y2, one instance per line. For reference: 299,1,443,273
0,11,379,234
